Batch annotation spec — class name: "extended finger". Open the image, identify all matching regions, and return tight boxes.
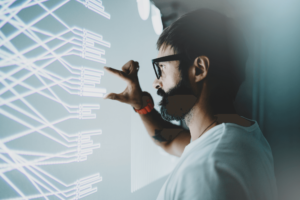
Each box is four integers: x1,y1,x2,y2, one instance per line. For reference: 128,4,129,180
104,66,129,82
103,93,126,102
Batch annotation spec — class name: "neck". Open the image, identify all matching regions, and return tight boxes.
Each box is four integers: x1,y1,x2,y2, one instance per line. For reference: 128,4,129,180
185,105,216,142
184,82,239,142
184,82,216,142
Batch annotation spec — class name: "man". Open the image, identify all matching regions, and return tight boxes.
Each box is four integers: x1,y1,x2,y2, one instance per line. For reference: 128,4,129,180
104,9,277,200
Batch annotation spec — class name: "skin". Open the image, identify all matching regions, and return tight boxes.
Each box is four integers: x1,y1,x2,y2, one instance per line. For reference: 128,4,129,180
153,45,253,142
103,44,253,156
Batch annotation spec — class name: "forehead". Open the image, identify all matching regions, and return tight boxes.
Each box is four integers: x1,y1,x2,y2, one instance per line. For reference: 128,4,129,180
157,44,175,58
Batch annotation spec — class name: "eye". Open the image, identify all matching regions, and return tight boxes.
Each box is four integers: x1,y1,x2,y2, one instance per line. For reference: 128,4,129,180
159,64,165,69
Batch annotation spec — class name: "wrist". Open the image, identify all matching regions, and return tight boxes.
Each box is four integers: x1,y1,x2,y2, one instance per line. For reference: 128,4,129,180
132,92,154,114
133,97,145,110
133,104,143,110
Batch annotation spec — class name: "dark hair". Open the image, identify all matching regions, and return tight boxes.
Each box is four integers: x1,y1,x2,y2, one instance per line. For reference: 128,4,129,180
157,9,248,113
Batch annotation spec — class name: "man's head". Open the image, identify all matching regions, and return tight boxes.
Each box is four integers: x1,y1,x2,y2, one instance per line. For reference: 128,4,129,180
152,9,248,122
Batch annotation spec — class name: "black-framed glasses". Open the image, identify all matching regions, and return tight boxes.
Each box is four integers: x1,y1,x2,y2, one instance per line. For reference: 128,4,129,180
152,54,187,79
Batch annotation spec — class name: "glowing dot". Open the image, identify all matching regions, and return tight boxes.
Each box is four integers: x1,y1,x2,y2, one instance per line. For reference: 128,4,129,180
151,3,163,35
137,0,150,20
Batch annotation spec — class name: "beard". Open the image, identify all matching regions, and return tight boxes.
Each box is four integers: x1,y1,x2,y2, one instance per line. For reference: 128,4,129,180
157,71,199,122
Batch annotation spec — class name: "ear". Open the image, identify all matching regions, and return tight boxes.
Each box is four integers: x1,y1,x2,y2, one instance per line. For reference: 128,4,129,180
192,55,210,83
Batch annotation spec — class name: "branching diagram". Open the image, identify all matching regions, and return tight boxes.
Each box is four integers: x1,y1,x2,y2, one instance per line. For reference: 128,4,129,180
0,0,110,199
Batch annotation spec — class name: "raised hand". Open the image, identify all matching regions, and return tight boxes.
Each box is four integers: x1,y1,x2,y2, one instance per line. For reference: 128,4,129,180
103,60,144,110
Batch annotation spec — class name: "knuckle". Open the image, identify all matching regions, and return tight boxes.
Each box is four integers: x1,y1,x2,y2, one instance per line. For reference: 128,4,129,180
123,60,133,69
127,60,134,66
130,60,136,67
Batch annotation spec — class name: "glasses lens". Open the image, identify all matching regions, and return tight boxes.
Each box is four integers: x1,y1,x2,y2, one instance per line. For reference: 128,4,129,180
154,62,161,79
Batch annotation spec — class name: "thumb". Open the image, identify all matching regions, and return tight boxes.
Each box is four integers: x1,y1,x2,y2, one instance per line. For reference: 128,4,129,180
103,93,125,102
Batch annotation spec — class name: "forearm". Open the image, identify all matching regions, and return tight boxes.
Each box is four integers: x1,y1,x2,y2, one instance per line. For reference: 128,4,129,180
103,61,189,154
136,93,186,148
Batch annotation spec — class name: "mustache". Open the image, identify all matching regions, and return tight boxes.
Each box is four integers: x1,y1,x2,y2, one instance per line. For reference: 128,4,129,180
157,88,165,97
157,84,193,98
157,88,168,106
157,80,196,106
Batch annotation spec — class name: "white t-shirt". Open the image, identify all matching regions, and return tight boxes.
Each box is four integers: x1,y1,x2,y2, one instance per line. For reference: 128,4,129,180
156,119,277,200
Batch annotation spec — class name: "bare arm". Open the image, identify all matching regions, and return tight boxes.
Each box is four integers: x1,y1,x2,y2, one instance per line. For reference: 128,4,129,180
103,60,190,157
137,93,191,157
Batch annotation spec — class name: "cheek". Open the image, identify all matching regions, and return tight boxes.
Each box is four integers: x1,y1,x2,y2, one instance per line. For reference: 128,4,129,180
164,71,180,92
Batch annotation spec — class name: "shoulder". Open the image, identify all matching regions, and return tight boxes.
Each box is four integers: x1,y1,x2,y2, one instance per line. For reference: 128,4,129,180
183,123,273,175
216,123,272,157
211,123,269,159
168,123,277,200
184,123,262,161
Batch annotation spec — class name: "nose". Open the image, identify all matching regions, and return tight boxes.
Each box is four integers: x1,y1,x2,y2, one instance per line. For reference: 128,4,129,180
153,78,162,89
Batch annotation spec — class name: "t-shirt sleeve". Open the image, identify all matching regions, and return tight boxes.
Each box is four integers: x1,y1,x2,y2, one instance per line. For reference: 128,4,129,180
170,160,249,200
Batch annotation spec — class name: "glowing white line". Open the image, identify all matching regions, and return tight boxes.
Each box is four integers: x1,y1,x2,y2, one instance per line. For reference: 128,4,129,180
0,142,49,199
0,97,100,143
0,0,69,47
0,143,101,199
0,28,108,97
0,0,47,29
76,0,111,19
0,153,63,199
0,108,78,144
0,67,105,108
0,131,101,172
0,0,109,198
0,78,85,143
